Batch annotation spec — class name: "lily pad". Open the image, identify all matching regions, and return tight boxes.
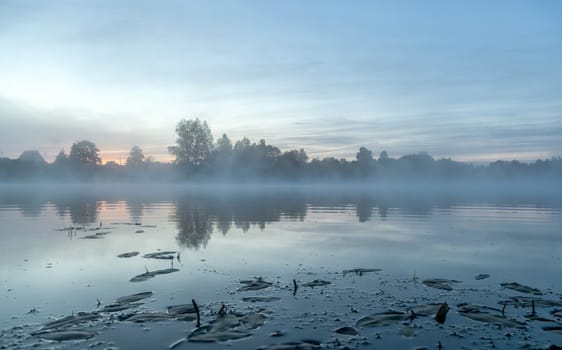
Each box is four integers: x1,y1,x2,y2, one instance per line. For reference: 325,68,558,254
501,282,542,295
356,311,406,327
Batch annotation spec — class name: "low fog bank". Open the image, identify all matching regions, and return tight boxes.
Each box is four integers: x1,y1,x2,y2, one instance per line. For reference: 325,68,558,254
0,177,560,199
2,119,561,190
1,156,561,189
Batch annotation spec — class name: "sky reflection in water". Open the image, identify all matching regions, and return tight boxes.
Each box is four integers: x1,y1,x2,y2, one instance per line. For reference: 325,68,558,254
0,186,561,348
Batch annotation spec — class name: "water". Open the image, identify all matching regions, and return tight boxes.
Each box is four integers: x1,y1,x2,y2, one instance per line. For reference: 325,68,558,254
1,184,561,349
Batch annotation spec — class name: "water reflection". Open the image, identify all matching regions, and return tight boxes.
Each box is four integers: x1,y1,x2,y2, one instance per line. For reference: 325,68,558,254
172,194,307,249
1,185,561,249
174,200,213,249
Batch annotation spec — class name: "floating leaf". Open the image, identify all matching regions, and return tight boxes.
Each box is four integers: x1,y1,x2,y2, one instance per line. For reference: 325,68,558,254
130,268,179,282
259,340,321,350
167,304,197,320
458,304,526,328
543,326,562,334
143,251,177,260
116,291,153,304
117,252,139,258
242,296,281,303
460,312,526,328
400,325,415,337
237,278,272,292
422,278,461,291
335,326,358,335
475,274,490,280
42,312,100,330
343,268,382,276
504,296,561,308
302,280,331,288
123,312,174,323
501,282,542,295
408,303,443,317
242,313,266,329
356,311,406,327
37,330,96,341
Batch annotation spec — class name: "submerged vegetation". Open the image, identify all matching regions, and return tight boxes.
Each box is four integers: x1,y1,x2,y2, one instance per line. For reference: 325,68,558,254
1,118,561,183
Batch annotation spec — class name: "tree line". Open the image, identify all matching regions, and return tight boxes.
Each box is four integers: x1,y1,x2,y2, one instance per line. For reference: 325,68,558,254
1,118,561,182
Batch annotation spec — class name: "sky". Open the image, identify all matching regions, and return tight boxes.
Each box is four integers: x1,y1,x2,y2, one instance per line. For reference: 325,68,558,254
1,0,561,163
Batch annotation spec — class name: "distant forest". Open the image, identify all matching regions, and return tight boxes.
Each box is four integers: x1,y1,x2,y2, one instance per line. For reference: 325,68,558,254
1,118,561,182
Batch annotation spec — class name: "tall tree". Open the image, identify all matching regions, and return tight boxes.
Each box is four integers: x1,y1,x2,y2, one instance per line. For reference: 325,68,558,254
215,134,233,156
168,118,214,166
126,145,145,166
69,140,101,165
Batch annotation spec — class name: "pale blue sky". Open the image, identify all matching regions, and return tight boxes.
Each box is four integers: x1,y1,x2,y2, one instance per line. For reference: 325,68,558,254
1,0,561,162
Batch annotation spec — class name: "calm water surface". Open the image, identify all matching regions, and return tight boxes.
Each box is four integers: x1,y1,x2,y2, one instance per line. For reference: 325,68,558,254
1,185,561,349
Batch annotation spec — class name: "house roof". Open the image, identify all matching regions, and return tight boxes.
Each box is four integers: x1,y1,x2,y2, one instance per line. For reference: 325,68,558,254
18,150,47,165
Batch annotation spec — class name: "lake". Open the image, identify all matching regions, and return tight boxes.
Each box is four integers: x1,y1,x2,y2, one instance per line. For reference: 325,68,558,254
1,184,561,349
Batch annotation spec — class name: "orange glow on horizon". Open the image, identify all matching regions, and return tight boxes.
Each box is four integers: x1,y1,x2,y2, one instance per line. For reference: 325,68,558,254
99,151,173,165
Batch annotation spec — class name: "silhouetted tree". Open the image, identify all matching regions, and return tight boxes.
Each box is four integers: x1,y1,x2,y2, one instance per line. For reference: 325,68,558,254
356,147,373,164
216,134,233,156
378,150,389,163
126,145,145,166
356,147,374,177
54,149,69,165
168,118,214,167
69,140,101,165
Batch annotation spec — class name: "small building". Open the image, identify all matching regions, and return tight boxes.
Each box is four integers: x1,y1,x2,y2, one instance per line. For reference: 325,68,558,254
18,150,47,165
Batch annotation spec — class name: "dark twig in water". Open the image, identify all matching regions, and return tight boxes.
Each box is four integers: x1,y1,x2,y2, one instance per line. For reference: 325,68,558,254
293,279,298,296
502,301,507,316
218,303,226,316
192,299,201,328
409,310,416,322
